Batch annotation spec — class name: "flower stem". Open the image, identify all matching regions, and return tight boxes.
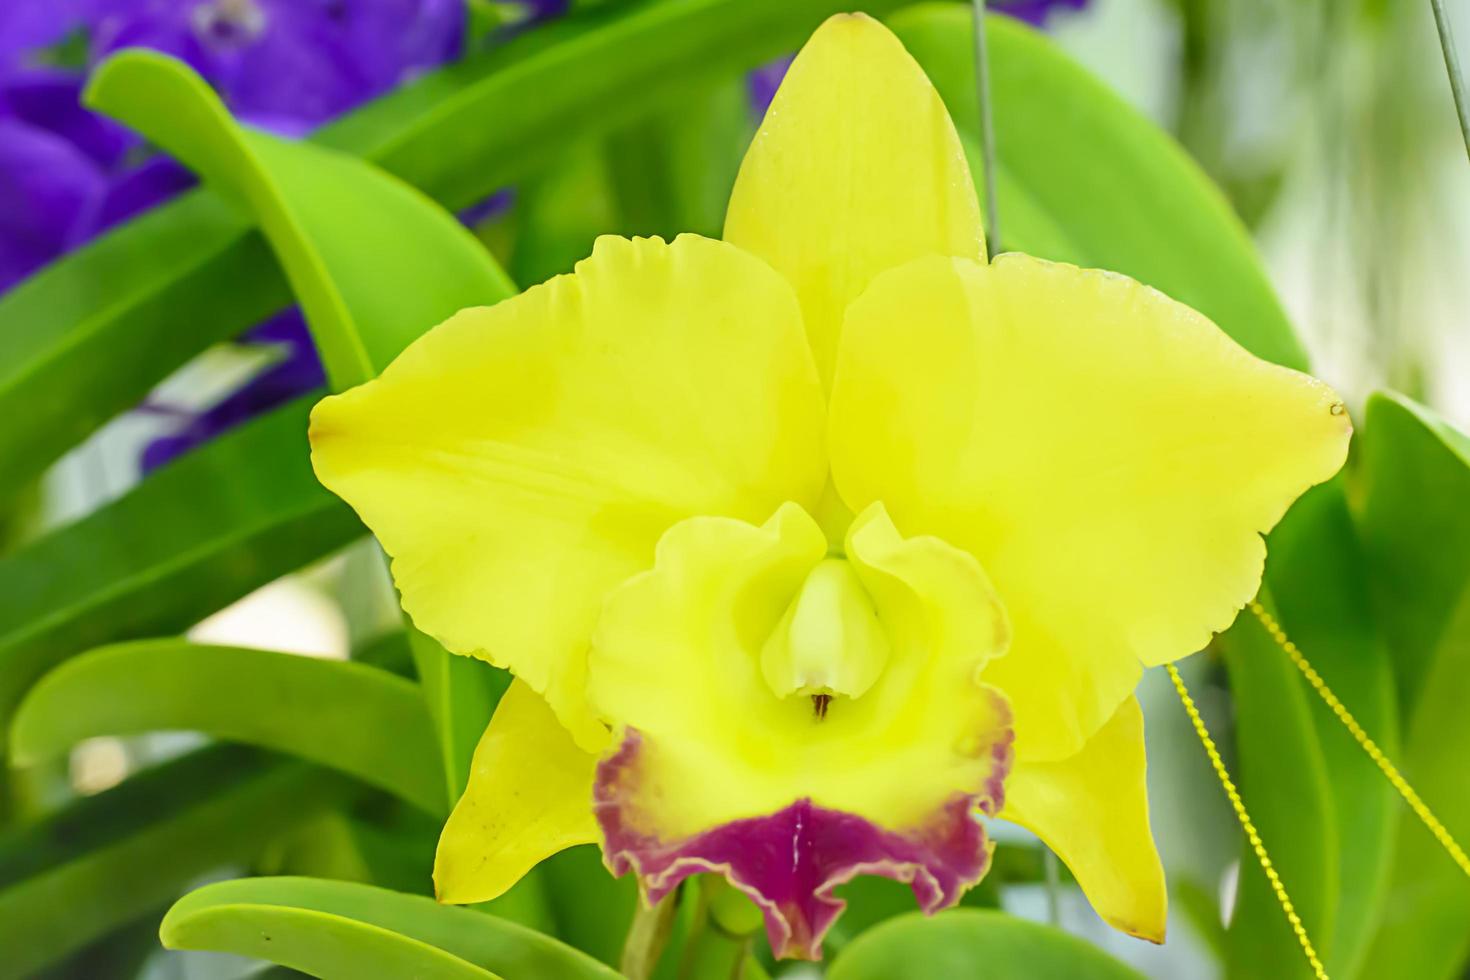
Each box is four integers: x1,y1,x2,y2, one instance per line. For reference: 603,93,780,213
1043,848,1062,925
621,888,680,980
970,0,1003,257
1430,0,1470,163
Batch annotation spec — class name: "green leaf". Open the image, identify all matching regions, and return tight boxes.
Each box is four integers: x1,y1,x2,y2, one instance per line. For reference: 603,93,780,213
86,51,515,390
1356,392,1470,980
0,398,359,729
1356,391,1470,713
825,909,1145,979
0,0,910,503
87,50,521,799
9,640,445,815
889,6,1307,369
539,845,640,968
1215,480,1400,980
1258,481,1398,980
160,876,623,980
0,746,356,977
1216,599,1337,980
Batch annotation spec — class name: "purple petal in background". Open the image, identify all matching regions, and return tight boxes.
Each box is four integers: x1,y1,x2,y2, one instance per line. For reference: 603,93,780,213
0,117,105,291
76,153,196,241
994,0,1091,27
747,55,791,119
141,308,325,471
0,68,132,165
93,0,465,126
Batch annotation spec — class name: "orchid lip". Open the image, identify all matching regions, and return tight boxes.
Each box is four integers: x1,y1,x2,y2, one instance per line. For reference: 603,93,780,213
595,723,1015,959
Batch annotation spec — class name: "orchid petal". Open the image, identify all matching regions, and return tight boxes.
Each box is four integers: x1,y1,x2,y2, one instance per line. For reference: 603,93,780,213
434,680,598,904
1004,695,1167,942
723,13,983,387
829,253,1350,760
311,234,826,747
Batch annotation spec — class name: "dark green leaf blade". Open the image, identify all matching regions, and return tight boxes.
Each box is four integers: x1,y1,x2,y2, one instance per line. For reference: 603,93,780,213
0,746,356,978
0,398,359,728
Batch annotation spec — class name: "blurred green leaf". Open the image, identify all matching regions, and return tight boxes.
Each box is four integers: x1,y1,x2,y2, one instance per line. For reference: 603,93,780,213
1258,481,1398,980
826,909,1145,979
1356,392,1470,980
0,745,356,978
0,192,286,512
10,640,445,815
160,876,622,980
0,398,359,729
0,0,909,504
890,5,1307,369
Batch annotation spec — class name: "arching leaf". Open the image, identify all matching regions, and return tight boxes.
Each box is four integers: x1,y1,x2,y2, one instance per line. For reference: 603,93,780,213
826,909,1145,979
11,640,444,816
160,877,622,980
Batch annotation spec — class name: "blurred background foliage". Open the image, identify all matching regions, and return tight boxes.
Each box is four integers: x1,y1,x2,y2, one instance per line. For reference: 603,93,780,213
0,0,1467,978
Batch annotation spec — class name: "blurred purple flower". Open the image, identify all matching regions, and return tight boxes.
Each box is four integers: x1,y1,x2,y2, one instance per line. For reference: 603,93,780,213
993,0,1091,27
0,0,467,469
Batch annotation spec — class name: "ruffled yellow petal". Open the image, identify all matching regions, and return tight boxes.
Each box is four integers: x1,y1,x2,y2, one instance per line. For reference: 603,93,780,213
723,13,983,387
829,253,1350,760
311,234,827,747
1003,696,1167,942
434,680,598,904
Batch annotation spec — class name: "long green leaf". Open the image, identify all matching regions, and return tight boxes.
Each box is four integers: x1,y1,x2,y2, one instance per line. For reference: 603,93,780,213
0,398,359,727
0,745,355,978
1356,391,1470,980
890,5,1307,368
9,640,445,815
1356,391,1470,712
1258,481,1398,980
86,50,523,799
86,51,516,390
160,877,622,980
825,909,1145,979
1216,604,1337,980
0,0,908,503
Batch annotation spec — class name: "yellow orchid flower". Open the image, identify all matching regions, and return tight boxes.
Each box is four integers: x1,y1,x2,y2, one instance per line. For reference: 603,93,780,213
309,12,1350,960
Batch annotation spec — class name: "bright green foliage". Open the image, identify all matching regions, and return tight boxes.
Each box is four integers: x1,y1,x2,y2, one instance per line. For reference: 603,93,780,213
84,49,517,801
9,640,445,816
1357,392,1470,980
1258,483,1399,980
826,909,1146,979
159,877,621,980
